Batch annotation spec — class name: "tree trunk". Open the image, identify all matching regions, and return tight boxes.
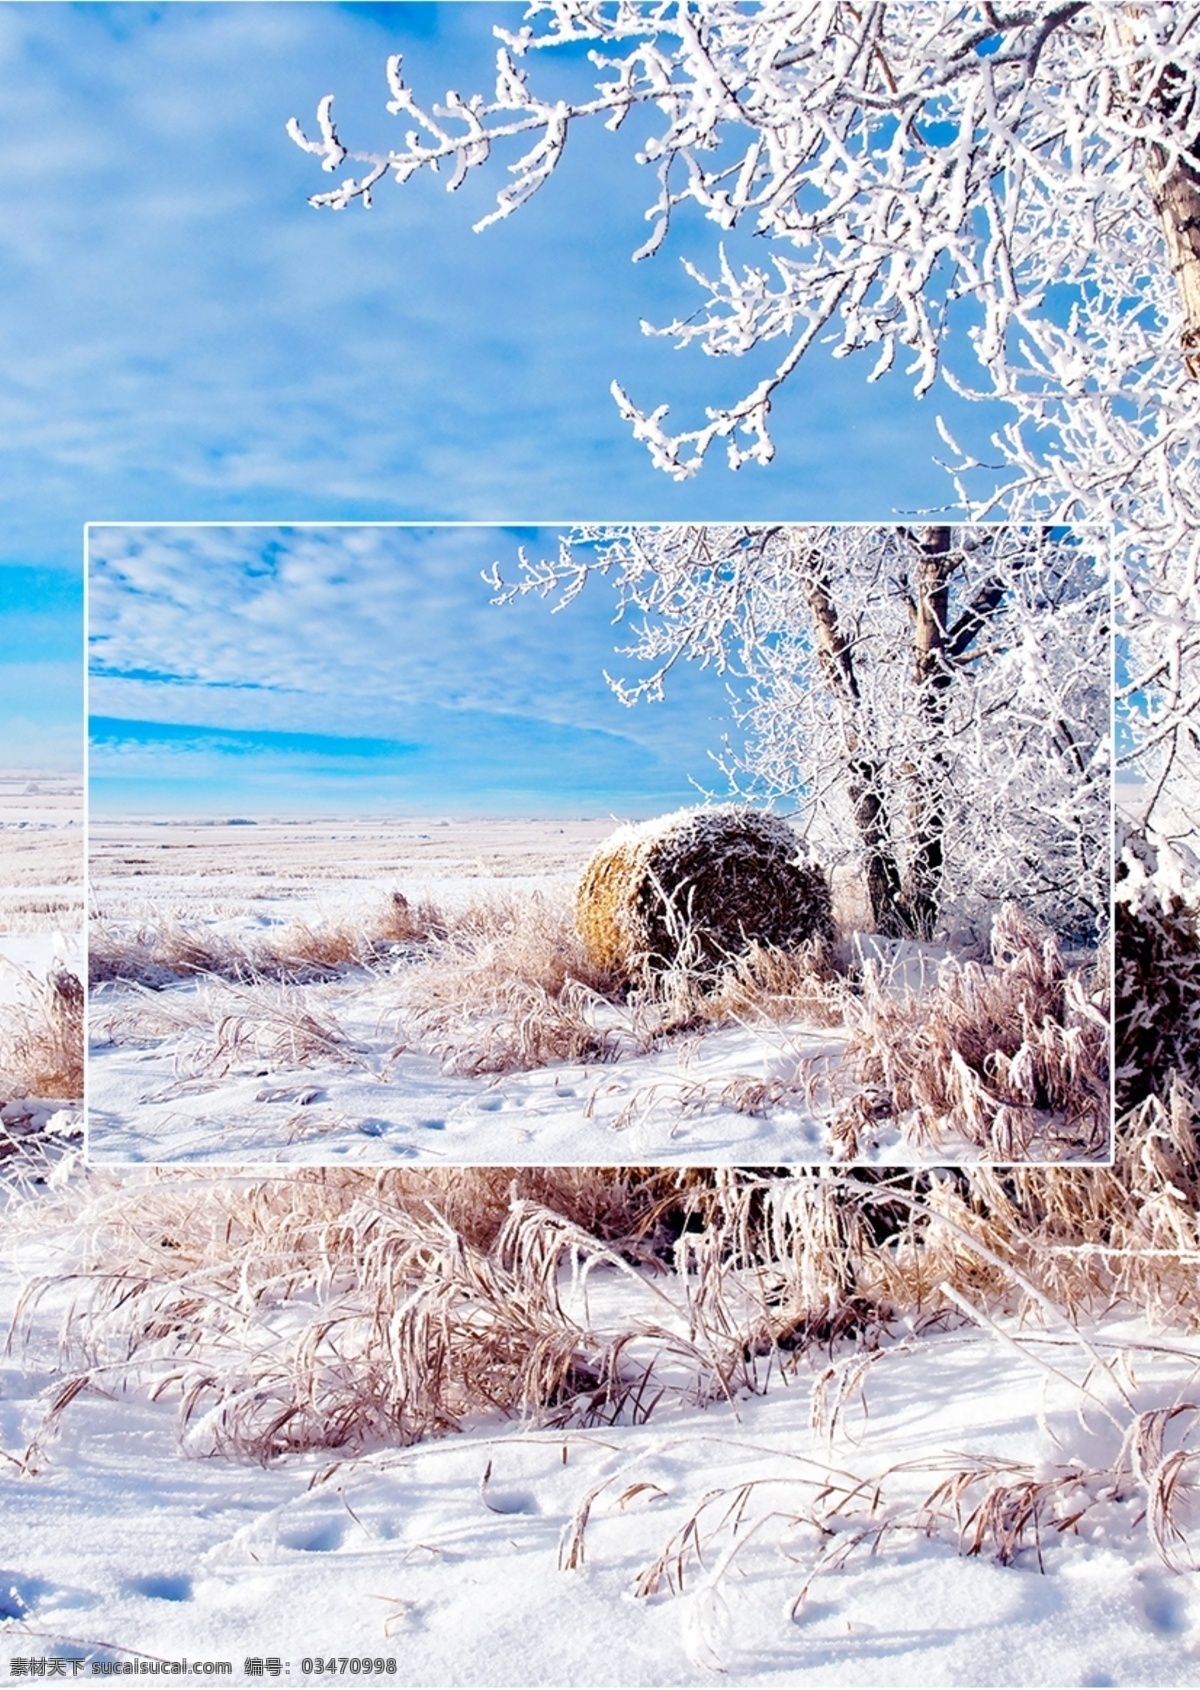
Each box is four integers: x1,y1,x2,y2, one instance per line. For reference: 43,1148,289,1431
794,542,907,935
897,526,955,940
1117,11,1200,376
1144,110,1200,377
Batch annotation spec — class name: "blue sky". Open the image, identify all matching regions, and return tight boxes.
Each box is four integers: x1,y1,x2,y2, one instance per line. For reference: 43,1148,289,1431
6,3,998,789
88,524,748,815
0,566,85,771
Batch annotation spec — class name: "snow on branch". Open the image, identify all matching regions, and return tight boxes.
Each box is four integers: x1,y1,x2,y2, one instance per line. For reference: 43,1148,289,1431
292,4,1200,834
488,522,1110,942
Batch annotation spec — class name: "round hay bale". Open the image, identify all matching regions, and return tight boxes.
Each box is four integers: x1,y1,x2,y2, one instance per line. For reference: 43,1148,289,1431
576,805,834,982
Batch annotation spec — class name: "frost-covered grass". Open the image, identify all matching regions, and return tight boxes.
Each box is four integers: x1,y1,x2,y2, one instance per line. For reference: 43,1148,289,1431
87,818,1109,1165
89,888,443,989
28,1090,1198,1459
1,1322,1195,1684
837,906,1110,1161
1,1090,1195,1678
393,892,846,1079
0,775,84,1164
0,968,84,1107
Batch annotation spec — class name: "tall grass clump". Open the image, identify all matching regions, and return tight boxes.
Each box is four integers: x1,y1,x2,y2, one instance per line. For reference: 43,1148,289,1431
837,904,1109,1159
665,937,845,1032
552,1097,1200,1603
106,978,372,1083
12,1166,743,1461
0,968,84,1101
395,891,629,1076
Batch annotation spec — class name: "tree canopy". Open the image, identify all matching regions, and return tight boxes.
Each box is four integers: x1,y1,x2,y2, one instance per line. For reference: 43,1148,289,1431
490,522,1108,940
290,2,1198,840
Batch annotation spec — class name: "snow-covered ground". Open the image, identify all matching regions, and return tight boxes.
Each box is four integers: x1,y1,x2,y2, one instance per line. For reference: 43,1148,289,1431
87,817,1106,1167
0,1172,1194,1686
0,772,83,998
87,1001,857,1167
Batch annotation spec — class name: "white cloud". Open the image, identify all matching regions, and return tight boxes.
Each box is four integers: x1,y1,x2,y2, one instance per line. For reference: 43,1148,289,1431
88,524,738,783
0,1,976,573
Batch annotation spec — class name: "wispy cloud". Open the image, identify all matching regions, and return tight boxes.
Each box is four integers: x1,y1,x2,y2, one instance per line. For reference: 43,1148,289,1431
88,524,741,814
3,2,985,556
6,4,1004,764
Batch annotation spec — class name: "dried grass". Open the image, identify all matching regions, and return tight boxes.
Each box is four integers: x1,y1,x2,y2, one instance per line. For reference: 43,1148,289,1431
397,888,846,1077
837,904,1110,1158
88,890,444,989
98,977,371,1081
647,937,846,1035
395,891,631,1076
0,968,84,1102
10,830,1198,1609
551,1122,1200,1607
3,1062,1196,1643
91,888,653,1081
13,1077,1197,1464
10,1167,739,1463
580,907,1106,1157
582,1381,1200,1626
92,889,1104,1154
0,896,84,931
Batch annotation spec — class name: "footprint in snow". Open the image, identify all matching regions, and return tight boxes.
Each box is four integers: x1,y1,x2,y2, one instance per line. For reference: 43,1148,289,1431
480,1486,539,1516
277,1517,347,1554
479,1461,539,1516
0,1571,91,1618
1137,1569,1191,1636
122,1573,193,1603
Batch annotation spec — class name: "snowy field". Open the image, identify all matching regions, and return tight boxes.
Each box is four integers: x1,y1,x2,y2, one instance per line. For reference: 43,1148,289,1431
0,774,83,936
0,772,83,1152
0,1166,1195,1687
87,818,1108,1167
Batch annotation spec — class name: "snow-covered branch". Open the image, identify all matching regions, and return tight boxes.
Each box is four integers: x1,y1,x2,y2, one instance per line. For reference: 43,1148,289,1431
292,3,1199,836
489,523,1109,941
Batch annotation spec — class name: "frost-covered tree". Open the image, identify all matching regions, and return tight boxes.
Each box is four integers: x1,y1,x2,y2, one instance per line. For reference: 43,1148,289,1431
289,1,1199,839
490,522,1109,941
1115,822,1200,1108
